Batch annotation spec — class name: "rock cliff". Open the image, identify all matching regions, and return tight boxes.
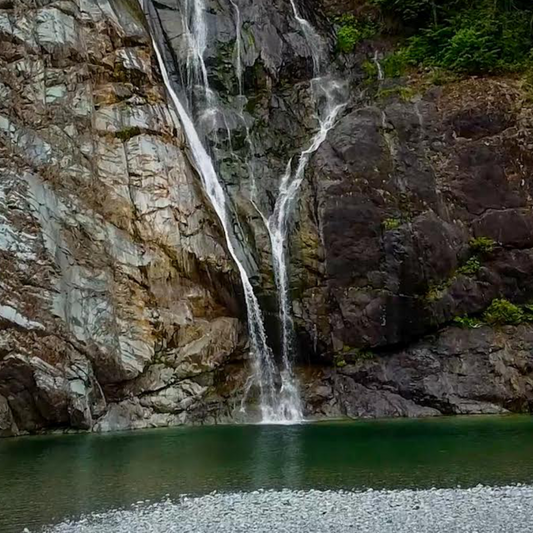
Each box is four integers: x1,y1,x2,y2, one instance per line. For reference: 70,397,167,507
0,0,248,436
1,0,533,436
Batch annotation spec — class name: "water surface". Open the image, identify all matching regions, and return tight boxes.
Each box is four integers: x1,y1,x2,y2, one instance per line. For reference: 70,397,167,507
1,416,533,532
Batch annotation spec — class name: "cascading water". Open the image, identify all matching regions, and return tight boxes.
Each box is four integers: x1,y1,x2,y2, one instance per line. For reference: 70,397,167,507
142,0,286,422
265,1,347,422
142,0,344,424
289,0,325,73
267,81,345,421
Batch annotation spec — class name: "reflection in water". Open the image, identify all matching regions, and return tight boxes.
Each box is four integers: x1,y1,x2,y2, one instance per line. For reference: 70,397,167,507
1,416,533,532
252,426,303,488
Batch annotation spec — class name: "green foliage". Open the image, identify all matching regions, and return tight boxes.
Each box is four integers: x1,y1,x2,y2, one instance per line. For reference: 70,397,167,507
453,300,533,329
353,349,375,360
469,237,496,255
453,315,482,329
382,217,402,230
371,0,533,75
381,49,411,78
483,299,524,326
371,0,434,23
457,257,481,277
336,15,378,54
362,60,379,79
523,305,533,322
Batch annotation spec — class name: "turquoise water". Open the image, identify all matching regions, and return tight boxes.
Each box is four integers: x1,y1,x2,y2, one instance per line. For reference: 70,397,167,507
1,416,533,532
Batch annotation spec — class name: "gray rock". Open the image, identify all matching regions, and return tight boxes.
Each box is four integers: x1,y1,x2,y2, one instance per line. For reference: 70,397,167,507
0,395,18,437
303,325,533,419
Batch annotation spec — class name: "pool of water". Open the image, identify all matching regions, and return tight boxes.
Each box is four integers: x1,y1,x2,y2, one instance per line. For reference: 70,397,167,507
1,415,533,532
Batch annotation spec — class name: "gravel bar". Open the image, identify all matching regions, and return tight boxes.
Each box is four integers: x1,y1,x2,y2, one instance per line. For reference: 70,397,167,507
40,485,533,533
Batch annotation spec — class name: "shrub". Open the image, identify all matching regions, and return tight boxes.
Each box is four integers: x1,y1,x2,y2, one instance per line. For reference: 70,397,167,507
523,305,533,322
483,299,524,326
382,217,401,230
371,0,533,75
381,49,411,78
440,27,499,74
469,236,496,255
457,257,481,277
336,15,378,54
370,0,434,23
362,59,379,79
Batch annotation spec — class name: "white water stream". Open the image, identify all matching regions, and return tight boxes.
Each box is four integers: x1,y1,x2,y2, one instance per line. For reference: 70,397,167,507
265,1,346,421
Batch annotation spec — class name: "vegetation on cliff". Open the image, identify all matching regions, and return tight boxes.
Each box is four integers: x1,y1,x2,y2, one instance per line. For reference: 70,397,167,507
338,0,533,75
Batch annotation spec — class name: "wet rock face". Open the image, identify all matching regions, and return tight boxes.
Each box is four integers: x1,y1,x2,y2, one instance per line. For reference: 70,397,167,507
153,0,332,291
0,0,247,436
294,78,533,361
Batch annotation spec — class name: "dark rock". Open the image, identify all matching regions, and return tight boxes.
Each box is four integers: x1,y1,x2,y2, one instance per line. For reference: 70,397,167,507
302,325,533,418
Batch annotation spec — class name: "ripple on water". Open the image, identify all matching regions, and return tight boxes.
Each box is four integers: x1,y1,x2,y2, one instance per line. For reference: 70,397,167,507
39,485,533,533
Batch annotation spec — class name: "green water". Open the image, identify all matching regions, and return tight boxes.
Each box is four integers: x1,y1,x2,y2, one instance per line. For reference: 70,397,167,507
1,416,533,532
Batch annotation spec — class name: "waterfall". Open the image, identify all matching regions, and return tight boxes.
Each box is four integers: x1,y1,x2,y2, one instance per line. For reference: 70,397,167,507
229,0,243,96
142,0,287,422
142,0,344,424
267,82,344,409
373,50,384,81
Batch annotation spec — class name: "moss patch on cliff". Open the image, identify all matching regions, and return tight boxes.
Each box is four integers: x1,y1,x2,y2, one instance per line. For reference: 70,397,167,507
115,126,142,141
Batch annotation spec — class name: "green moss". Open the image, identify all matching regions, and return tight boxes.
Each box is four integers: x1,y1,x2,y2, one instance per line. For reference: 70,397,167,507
335,348,375,367
116,0,146,25
483,299,524,326
469,236,496,255
376,86,415,101
334,356,347,368
457,257,481,277
115,126,142,141
382,217,402,231
425,279,452,302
